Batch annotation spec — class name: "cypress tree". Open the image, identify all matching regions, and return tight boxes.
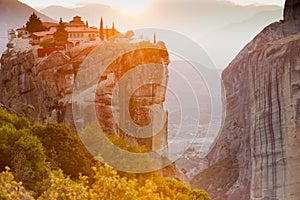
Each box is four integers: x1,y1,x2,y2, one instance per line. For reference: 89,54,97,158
99,17,104,41
106,25,109,40
54,18,68,47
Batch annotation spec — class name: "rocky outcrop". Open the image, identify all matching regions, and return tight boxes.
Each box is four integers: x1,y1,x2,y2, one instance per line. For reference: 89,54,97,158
0,34,186,181
192,1,300,199
284,0,300,21
93,42,169,150
0,39,169,150
0,40,96,132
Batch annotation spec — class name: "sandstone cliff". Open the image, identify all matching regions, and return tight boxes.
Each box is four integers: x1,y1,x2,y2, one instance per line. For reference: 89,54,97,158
192,0,300,199
69,40,170,153
0,33,190,181
0,38,169,148
0,39,97,131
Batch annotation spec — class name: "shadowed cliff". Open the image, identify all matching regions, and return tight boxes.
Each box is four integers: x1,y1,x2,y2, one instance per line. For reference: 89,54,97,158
192,0,300,199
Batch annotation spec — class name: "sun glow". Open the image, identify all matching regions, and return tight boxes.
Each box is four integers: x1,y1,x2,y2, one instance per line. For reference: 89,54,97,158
19,0,152,13
112,1,150,16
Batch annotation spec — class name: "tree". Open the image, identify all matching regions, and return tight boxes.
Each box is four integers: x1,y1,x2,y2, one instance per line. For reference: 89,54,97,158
106,25,109,40
31,123,96,179
99,17,104,41
0,108,49,192
54,18,68,47
40,39,54,48
0,108,211,199
25,12,46,33
112,21,115,36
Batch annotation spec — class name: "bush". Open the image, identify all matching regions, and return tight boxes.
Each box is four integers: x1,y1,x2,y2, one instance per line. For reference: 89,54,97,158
0,108,211,199
31,123,96,179
38,170,90,200
0,167,34,200
39,165,211,200
0,109,49,192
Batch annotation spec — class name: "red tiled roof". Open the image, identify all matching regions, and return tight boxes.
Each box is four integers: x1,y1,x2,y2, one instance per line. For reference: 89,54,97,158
32,31,55,37
65,27,98,33
43,22,58,28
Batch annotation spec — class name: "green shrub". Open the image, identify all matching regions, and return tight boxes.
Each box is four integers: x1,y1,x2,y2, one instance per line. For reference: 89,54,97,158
31,123,96,179
0,108,210,199
0,109,49,192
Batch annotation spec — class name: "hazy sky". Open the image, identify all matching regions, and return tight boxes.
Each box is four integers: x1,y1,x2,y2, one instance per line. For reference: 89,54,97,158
19,0,284,12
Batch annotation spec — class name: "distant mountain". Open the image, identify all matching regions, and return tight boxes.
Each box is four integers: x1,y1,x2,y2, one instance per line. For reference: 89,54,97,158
39,0,283,68
40,4,121,28
139,0,282,37
0,0,54,53
199,8,282,68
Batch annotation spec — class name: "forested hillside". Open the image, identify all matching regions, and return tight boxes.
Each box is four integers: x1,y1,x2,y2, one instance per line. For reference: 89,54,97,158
0,107,210,199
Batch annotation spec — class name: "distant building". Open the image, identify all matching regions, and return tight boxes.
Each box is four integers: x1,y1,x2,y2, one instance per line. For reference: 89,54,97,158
26,15,120,46
29,22,57,45
105,24,120,40
42,22,58,32
66,16,85,28
99,18,120,41
65,16,98,44
67,27,98,43
16,26,28,37
30,31,54,45
8,29,16,40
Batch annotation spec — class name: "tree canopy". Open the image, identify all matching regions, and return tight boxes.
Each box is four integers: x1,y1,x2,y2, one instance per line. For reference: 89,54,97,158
54,18,68,47
31,122,96,179
25,12,46,33
0,108,211,199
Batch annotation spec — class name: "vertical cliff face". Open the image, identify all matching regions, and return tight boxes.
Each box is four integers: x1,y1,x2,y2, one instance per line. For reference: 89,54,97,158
0,39,169,151
284,0,300,21
92,41,169,150
0,40,97,132
192,1,300,199
0,36,183,179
